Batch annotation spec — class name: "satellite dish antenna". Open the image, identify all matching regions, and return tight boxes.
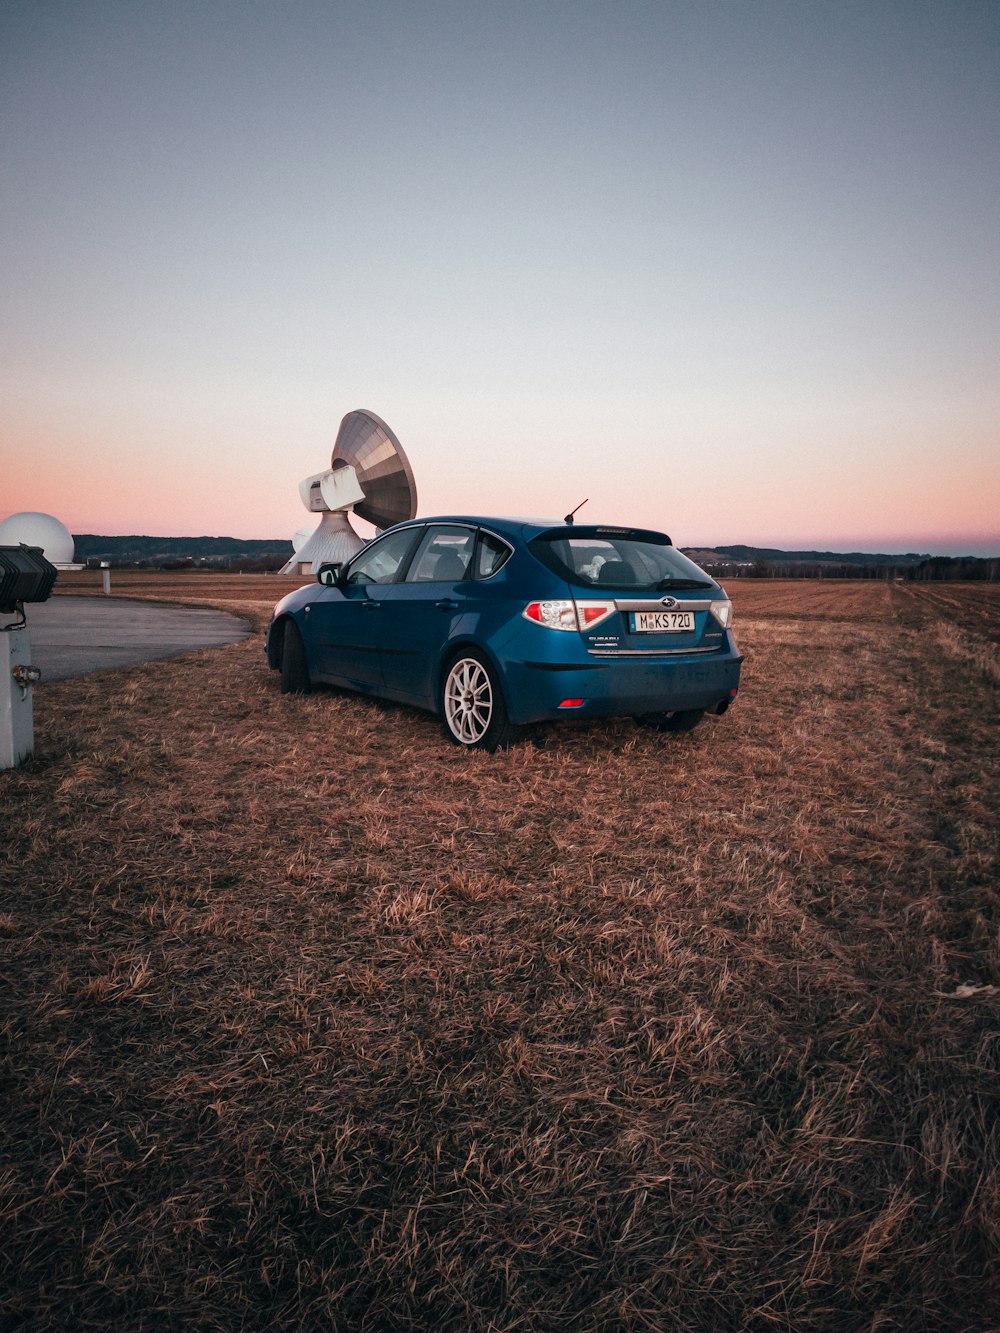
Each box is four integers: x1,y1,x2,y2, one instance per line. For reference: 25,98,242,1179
280,410,417,574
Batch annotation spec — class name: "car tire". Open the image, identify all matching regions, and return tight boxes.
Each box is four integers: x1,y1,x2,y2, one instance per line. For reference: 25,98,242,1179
441,651,520,752
280,621,311,695
636,708,704,734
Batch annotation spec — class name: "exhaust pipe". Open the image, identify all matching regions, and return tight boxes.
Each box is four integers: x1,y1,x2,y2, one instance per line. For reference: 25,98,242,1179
708,688,738,716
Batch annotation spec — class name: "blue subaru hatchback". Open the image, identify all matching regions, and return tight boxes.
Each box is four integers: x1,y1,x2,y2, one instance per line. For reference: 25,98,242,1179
266,517,742,750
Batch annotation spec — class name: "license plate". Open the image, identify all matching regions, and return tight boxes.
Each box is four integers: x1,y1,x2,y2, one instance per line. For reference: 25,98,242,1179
632,610,695,633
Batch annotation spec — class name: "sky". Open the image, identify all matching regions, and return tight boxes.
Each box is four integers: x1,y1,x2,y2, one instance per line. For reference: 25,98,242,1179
2,0,998,556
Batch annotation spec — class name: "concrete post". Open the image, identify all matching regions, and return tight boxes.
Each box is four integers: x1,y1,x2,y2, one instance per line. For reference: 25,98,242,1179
1,628,35,769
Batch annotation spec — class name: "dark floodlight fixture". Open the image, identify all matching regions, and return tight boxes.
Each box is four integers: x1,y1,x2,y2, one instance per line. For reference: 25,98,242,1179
0,544,58,618
281,410,418,573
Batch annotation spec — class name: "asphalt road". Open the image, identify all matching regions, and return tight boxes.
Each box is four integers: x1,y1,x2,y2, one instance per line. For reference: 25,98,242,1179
17,596,251,682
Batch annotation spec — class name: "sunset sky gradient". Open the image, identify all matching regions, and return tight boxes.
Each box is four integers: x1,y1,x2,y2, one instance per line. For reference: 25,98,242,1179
2,0,998,555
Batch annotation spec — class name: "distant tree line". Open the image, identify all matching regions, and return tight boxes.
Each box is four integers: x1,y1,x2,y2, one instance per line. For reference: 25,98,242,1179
703,557,999,581
73,534,293,571
904,556,1000,581
153,556,291,573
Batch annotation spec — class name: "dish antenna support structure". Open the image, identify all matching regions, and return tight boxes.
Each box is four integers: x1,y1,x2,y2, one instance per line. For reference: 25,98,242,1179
280,410,417,574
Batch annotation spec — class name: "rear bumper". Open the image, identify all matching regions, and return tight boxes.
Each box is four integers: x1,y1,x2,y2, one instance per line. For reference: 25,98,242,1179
501,645,743,725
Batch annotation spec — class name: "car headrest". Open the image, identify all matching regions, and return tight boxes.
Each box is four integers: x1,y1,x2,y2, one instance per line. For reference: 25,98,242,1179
434,551,468,581
597,560,637,585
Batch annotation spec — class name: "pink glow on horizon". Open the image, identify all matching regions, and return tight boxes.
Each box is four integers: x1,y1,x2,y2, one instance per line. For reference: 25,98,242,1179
5,424,998,558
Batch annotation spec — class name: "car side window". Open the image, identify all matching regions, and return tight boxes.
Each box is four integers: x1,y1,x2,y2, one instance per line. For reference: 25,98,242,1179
474,530,513,579
345,527,420,586
406,525,476,583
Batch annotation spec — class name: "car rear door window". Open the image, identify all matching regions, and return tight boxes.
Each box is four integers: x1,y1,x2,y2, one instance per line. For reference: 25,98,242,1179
406,525,476,582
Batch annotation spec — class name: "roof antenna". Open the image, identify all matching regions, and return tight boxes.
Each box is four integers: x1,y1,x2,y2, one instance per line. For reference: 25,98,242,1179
564,499,588,526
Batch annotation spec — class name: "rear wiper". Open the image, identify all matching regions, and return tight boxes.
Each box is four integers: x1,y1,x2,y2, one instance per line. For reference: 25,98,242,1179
655,577,713,590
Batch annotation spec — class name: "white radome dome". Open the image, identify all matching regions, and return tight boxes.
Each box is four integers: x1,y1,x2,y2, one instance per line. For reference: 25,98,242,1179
0,512,75,566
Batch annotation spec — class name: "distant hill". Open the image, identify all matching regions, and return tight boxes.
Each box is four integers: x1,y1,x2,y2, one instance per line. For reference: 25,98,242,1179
71,534,996,580
73,534,294,568
78,534,933,567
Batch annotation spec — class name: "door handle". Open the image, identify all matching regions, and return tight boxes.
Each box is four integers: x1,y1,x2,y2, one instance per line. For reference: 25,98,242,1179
435,598,459,611
361,600,379,611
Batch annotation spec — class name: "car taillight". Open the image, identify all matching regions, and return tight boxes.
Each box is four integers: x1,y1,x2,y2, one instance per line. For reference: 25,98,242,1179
523,600,617,631
524,600,578,631
710,599,733,629
575,600,616,629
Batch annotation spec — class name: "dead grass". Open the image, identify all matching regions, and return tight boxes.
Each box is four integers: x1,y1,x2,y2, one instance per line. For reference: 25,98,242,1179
2,577,998,1330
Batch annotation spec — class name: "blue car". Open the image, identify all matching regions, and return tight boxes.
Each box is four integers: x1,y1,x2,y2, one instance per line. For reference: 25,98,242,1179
265,517,742,750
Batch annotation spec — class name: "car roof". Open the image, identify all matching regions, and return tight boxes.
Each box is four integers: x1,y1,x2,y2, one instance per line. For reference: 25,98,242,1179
394,516,671,542
401,515,554,534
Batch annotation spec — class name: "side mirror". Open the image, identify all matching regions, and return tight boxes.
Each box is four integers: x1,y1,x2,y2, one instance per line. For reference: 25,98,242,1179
316,562,343,587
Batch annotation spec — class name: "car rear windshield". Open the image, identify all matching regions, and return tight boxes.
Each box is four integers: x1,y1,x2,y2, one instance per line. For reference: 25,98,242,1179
529,527,714,591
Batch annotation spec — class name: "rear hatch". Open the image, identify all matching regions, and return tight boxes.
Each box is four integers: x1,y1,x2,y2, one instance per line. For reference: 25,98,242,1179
582,591,725,655
528,525,730,656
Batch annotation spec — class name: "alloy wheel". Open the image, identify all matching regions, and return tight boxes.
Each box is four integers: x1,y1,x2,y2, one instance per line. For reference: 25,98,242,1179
444,657,494,745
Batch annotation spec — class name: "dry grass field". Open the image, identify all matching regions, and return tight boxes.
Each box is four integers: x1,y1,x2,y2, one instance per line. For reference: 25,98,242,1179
2,574,998,1330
